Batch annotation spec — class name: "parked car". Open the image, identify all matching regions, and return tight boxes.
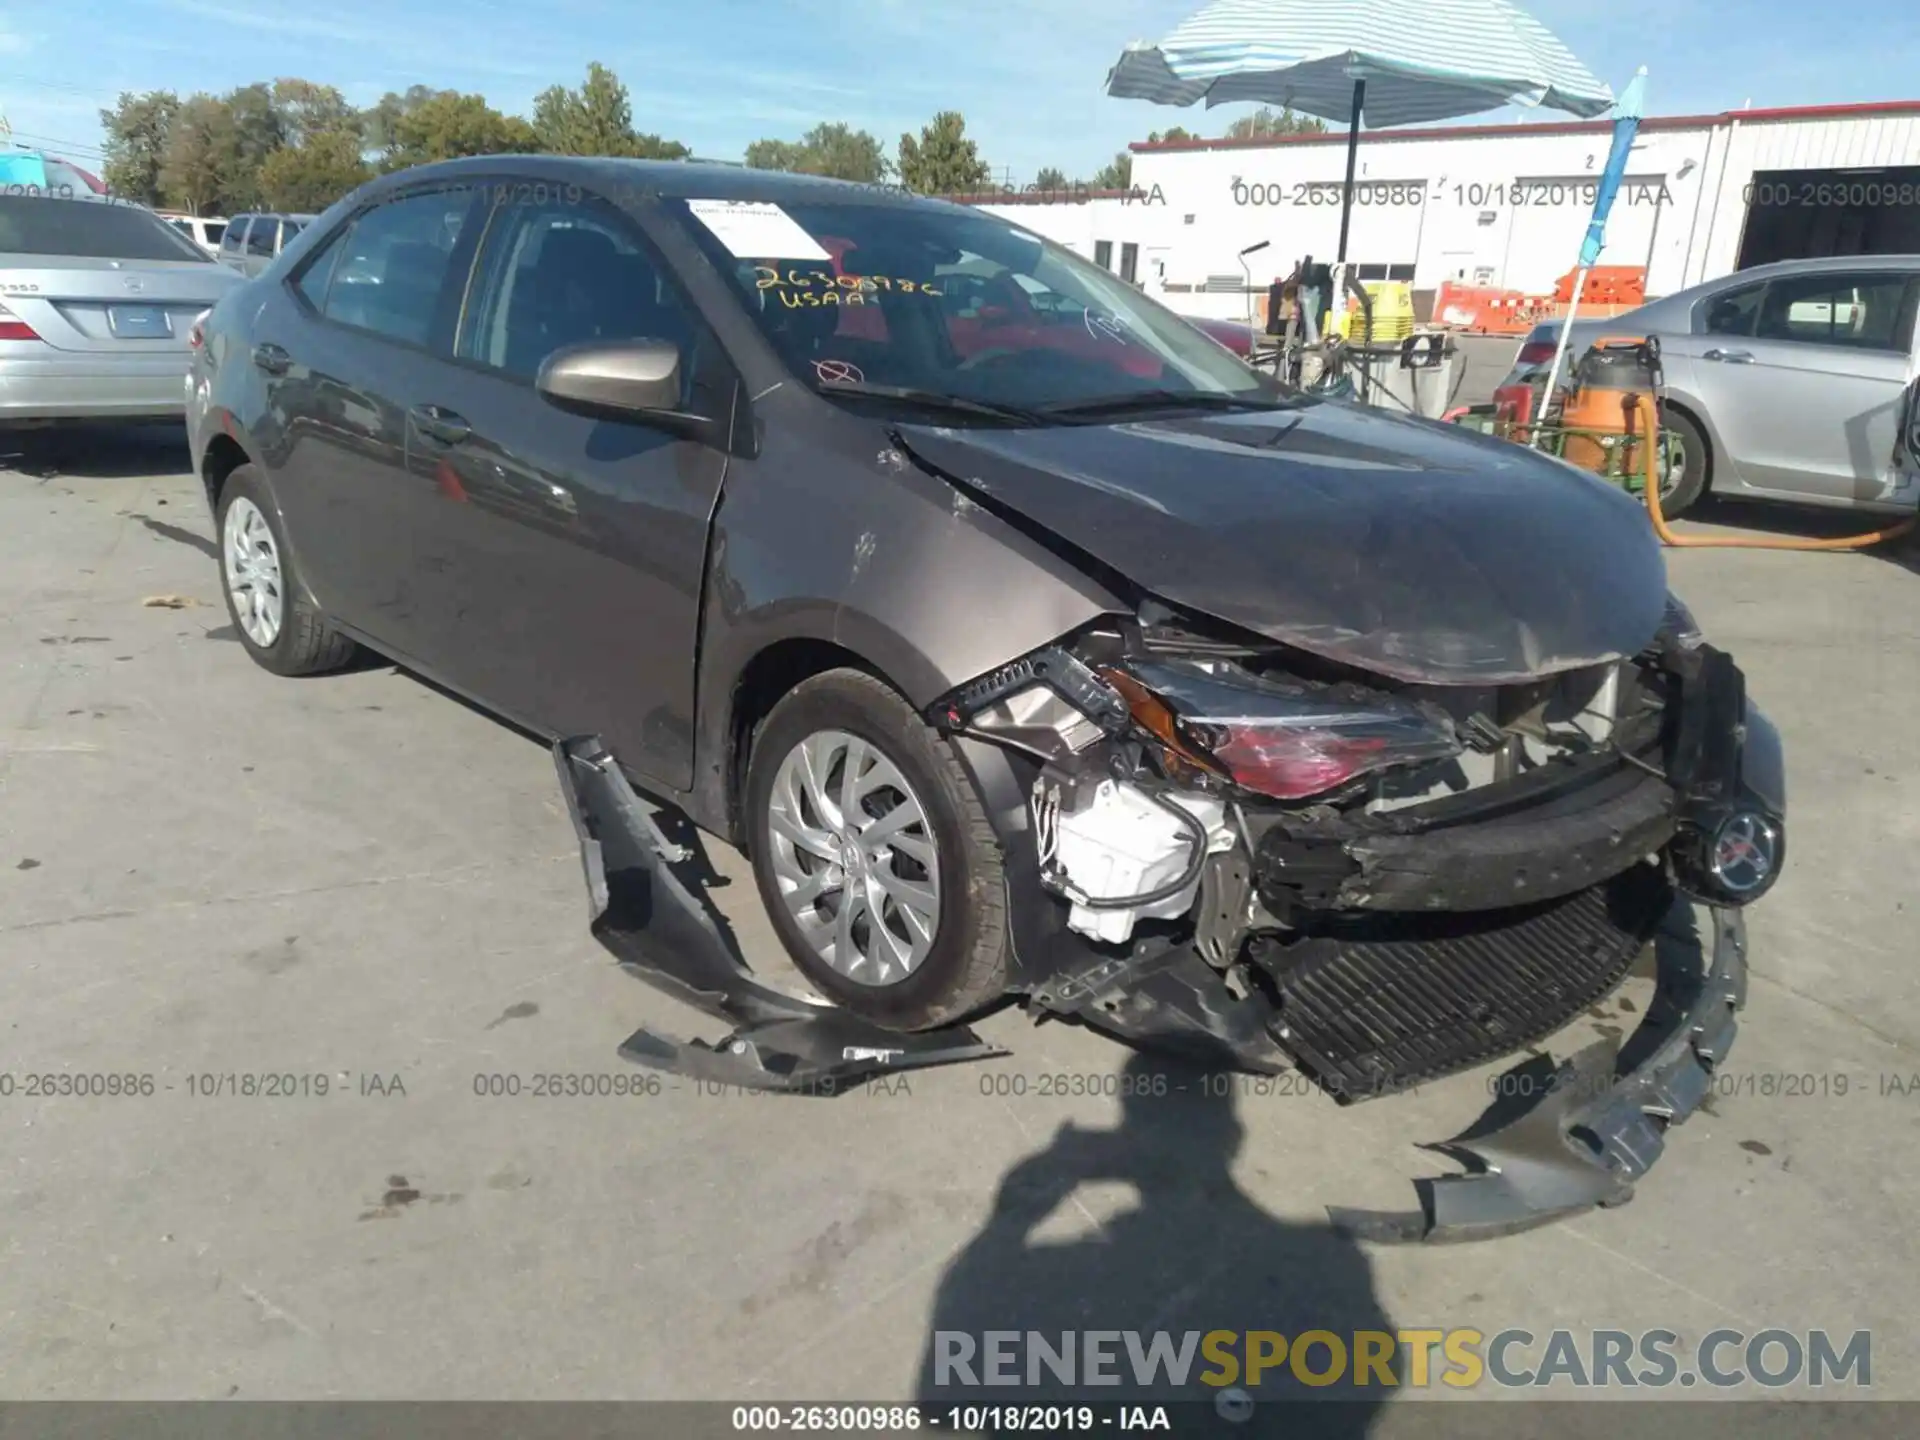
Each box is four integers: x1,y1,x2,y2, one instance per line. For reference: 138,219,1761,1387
186,159,1789,1222
0,191,246,425
1184,314,1260,357
1498,254,1920,516
161,212,228,256
217,212,316,277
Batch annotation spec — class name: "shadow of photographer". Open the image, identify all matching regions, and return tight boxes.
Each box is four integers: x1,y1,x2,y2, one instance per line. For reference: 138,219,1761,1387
915,1051,1392,1436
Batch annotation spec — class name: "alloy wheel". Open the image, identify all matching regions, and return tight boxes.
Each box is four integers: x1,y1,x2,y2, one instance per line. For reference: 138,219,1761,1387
765,728,941,986
223,496,285,647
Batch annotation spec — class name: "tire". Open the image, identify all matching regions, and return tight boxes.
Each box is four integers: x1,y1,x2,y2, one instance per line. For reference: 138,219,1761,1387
1658,408,1711,517
216,464,357,677
744,668,1011,1031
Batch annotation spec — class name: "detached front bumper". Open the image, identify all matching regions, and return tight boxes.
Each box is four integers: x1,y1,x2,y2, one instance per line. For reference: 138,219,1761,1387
1330,897,1746,1243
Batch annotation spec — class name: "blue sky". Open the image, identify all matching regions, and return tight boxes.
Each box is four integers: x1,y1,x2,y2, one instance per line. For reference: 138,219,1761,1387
2,0,1917,184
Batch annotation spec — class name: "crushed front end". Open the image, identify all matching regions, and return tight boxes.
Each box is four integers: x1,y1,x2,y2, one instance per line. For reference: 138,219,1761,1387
929,593,1785,1238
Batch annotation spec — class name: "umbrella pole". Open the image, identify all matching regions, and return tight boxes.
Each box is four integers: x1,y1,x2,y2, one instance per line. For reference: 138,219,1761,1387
1534,266,1588,449
1336,78,1364,262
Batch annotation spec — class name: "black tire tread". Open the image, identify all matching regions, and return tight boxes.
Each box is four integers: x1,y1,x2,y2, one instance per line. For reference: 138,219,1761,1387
1659,407,1711,518
218,465,359,677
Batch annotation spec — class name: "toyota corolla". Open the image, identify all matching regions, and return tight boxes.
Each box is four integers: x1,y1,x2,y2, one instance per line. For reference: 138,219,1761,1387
187,158,1786,1238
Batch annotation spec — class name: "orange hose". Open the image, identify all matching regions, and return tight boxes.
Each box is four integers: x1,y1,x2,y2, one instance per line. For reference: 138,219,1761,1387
1635,395,1918,550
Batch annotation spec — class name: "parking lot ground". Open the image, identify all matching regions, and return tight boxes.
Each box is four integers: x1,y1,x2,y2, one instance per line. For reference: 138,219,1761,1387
3,426,1919,1409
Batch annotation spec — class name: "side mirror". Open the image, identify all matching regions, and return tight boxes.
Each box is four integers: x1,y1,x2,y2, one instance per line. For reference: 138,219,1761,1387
536,339,703,429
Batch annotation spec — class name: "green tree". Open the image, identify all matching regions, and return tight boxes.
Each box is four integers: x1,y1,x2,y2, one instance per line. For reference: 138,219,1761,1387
895,111,990,196
1033,165,1067,190
214,82,289,208
1091,151,1132,190
1146,126,1197,144
385,91,539,170
744,122,890,182
257,128,371,211
270,78,358,147
532,62,687,159
158,93,231,215
1225,105,1327,139
362,85,453,159
99,90,181,206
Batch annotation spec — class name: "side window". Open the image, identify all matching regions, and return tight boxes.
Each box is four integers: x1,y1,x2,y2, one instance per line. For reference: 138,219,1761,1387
204,221,226,247
1754,272,1917,351
458,195,698,387
292,228,344,312
317,189,481,348
246,219,277,256
223,217,251,253
1697,282,1763,338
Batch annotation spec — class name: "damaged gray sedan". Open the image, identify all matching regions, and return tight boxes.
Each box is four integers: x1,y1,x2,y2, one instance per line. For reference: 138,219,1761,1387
187,157,1786,1239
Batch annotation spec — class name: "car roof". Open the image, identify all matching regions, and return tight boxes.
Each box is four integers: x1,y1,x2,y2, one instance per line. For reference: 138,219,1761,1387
361,155,954,211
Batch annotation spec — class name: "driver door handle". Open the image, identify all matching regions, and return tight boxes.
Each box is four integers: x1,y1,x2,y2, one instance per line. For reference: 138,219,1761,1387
408,404,470,446
1703,348,1753,364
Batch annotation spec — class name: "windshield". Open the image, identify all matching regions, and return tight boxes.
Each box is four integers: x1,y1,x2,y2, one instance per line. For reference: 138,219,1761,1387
670,195,1276,415
0,197,211,262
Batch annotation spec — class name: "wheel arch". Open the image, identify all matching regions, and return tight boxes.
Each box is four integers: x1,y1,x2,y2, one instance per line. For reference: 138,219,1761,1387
1661,395,1716,495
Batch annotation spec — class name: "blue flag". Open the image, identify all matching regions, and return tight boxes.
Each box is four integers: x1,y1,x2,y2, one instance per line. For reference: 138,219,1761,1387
1578,68,1647,269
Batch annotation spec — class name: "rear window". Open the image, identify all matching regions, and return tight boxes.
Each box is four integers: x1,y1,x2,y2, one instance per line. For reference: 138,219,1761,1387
204,221,227,245
0,197,210,262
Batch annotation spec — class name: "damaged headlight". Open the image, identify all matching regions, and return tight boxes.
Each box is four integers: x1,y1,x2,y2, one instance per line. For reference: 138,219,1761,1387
1102,658,1461,802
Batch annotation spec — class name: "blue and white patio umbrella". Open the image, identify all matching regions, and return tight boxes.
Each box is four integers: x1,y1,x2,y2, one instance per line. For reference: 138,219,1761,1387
1107,0,1615,259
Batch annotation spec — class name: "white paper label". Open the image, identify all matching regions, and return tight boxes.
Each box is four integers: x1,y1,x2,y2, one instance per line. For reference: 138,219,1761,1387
686,199,830,260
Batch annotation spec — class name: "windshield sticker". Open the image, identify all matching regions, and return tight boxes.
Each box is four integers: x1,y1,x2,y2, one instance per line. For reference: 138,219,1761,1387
1084,309,1133,343
814,359,864,384
687,200,830,261
755,266,941,297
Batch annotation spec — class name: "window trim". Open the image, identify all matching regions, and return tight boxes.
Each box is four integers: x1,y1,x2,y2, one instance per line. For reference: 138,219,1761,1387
438,181,735,408
281,184,491,359
1746,270,1920,354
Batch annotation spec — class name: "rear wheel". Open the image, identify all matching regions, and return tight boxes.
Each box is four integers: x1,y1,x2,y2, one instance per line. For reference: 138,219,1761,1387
217,465,357,676
744,669,1011,1031
1656,409,1710,517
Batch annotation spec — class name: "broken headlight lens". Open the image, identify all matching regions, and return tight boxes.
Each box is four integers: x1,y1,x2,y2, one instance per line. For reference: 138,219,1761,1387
1105,658,1461,801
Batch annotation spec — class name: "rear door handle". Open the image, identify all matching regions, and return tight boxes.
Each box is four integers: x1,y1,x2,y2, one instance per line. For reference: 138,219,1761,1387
251,342,291,375
408,404,471,446
1703,348,1753,363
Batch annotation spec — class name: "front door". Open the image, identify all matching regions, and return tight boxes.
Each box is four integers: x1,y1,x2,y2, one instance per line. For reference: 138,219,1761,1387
1684,268,1920,501
398,188,733,791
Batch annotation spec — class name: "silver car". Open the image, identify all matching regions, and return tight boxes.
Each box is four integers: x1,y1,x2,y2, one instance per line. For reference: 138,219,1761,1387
0,194,245,424
217,213,317,278
1501,255,1920,516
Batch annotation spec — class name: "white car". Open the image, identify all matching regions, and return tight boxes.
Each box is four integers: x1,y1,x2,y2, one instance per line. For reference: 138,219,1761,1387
160,213,228,257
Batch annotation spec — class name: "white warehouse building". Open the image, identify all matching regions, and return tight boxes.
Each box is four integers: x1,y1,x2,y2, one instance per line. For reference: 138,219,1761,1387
978,100,1920,323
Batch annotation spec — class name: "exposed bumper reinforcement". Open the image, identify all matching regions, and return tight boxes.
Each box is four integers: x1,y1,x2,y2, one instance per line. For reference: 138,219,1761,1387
1328,898,1746,1243
555,736,1006,1094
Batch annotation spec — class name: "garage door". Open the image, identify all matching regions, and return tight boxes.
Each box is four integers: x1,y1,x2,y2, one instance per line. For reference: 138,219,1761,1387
1736,166,1920,269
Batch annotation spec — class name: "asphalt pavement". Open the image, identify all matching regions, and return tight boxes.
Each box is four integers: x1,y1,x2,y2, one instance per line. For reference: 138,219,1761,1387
3,421,1918,1415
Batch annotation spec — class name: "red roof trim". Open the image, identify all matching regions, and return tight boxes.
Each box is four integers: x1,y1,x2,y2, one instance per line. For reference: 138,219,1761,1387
1129,99,1920,154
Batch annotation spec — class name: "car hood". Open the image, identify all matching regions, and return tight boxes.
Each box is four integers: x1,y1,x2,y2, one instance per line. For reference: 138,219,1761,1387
894,400,1669,684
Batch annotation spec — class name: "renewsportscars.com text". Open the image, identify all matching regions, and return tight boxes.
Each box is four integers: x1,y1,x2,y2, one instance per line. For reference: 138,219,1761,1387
931,1328,1871,1391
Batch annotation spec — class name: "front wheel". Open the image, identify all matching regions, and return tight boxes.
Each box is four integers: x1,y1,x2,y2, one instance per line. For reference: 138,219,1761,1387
744,669,1011,1031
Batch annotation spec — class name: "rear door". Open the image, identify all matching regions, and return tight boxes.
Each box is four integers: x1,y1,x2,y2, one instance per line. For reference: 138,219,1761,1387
1713,268,1920,500
0,197,232,354
263,186,489,664
407,186,734,788
1656,278,1767,490
220,216,252,271
242,216,279,277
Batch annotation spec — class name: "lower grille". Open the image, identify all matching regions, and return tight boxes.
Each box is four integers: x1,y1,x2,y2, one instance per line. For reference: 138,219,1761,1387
1254,864,1672,1102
